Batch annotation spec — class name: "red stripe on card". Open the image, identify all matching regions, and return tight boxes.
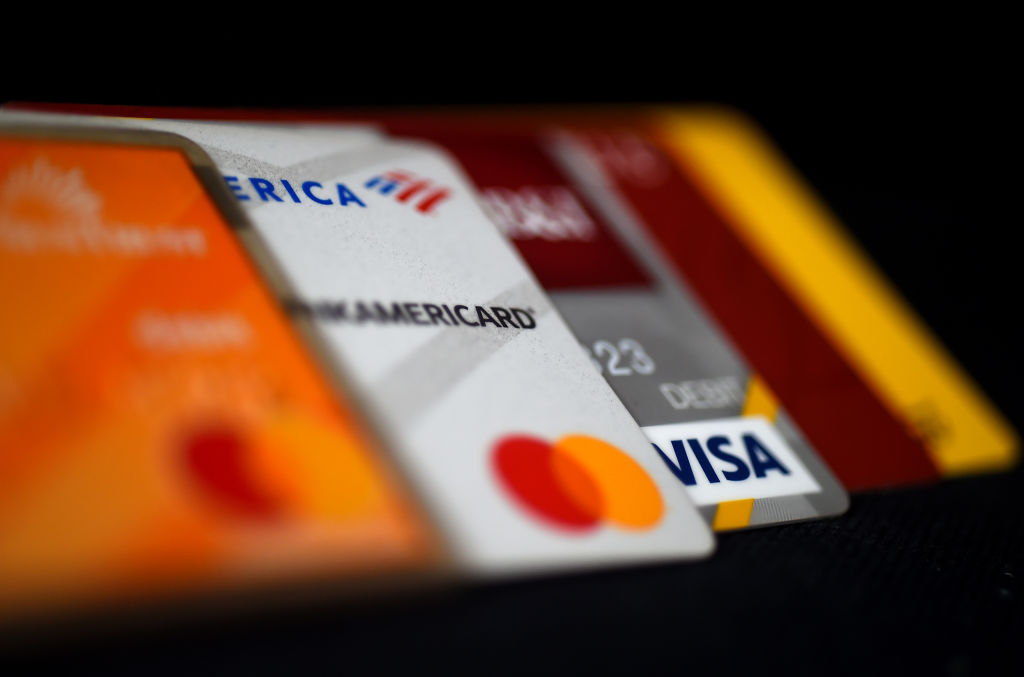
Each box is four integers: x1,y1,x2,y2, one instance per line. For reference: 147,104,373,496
416,188,450,214
396,180,430,203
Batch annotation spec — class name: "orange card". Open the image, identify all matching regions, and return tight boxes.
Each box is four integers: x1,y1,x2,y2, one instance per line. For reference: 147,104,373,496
0,127,440,620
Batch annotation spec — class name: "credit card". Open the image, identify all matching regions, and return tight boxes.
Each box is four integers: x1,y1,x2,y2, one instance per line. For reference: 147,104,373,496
1,111,714,573
378,124,847,530
653,108,1018,477
0,125,440,620
561,120,940,491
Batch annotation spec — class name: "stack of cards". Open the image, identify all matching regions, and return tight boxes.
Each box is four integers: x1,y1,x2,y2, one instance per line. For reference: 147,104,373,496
0,104,1016,624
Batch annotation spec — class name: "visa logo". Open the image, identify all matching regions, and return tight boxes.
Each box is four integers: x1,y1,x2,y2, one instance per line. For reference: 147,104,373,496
224,176,366,207
652,433,788,486
643,417,821,506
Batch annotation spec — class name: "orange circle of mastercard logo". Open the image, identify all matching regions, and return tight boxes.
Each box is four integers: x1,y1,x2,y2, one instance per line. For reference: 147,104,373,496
492,434,663,532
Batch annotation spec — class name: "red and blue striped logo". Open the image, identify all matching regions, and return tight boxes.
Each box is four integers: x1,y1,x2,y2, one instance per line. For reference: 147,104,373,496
364,170,450,214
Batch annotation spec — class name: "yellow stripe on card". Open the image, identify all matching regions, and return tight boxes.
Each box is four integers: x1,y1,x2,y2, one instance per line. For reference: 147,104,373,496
712,499,755,531
742,374,779,422
655,107,1017,475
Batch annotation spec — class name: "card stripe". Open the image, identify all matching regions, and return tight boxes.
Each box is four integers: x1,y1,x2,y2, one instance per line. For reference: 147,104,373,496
742,375,779,421
658,108,1018,476
630,115,940,490
712,499,754,530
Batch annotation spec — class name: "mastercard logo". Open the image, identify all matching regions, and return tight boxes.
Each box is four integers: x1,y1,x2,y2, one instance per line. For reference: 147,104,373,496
492,434,663,532
180,414,386,522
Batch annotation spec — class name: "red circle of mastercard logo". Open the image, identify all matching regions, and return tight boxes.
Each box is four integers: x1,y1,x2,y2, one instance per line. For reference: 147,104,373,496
182,426,284,520
492,434,663,532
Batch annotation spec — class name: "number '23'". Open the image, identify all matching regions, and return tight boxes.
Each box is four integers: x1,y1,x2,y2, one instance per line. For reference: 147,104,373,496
583,338,656,376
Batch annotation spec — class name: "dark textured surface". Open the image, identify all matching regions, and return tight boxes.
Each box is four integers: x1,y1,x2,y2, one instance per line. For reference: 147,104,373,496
2,60,1020,674
5,469,1022,675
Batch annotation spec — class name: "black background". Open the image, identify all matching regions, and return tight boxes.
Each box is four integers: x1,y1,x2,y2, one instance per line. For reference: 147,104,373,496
2,46,1021,675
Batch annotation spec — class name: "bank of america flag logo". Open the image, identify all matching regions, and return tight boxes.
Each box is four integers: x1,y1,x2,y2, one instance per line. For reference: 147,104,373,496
364,170,451,214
